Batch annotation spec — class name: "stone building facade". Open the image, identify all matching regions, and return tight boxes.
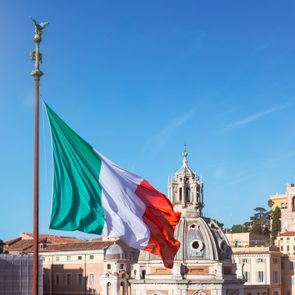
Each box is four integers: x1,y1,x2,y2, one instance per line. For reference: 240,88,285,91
275,232,295,295
231,247,281,295
278,183,295,233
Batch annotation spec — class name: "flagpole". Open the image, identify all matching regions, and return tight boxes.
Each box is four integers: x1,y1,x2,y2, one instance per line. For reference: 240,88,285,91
30,17,48,295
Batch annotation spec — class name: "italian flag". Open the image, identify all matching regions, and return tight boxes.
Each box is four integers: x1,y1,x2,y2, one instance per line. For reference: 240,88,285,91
45,104,181,268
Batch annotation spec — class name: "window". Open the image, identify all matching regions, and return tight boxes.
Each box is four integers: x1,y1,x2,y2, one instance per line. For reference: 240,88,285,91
257,271,264,283
243,258,249,263
244,271,249,282
256,258,264,263
120,263,124,270
273,271,279,284
186,187,190,202
281,246,283,251
67,256,71,261
141,270,146,279
89,255,94,260
55,274,60,286
235,240,241,247
107,264,111,270
55,256,59,262
273,258,278,264
66,273,72,286
77,273,83,286
107,282,111,295
179,187,182,202
89,273,94,286
78,255,82,260
287,245,290,251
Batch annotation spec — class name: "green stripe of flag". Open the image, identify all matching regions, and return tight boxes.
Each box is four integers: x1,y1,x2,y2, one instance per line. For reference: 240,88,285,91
46,103,105,234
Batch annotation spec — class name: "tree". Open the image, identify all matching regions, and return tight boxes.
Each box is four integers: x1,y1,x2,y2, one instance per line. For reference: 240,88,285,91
271,207,281,243
230,224,244,233
268,199,274,208
250,207,270,236
212,219,224,229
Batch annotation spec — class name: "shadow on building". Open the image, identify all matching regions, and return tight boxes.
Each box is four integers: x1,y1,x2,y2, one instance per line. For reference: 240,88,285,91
43,264,97,295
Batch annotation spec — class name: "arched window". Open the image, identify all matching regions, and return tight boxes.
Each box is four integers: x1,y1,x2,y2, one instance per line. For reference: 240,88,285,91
141,270,146,279
186,187,190,202
107,282,112,295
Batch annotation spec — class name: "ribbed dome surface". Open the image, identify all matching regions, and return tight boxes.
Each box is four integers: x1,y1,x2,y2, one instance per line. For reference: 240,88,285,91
175,165,196,178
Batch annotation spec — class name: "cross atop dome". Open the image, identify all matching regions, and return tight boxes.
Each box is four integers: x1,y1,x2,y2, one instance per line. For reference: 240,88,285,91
182,144,188,167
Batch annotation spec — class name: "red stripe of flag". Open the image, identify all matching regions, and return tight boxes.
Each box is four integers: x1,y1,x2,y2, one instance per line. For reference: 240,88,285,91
135,180,181,268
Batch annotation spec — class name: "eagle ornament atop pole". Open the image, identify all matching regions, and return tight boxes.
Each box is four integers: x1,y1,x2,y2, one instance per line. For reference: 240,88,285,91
30,17,48,78
30,17,48,295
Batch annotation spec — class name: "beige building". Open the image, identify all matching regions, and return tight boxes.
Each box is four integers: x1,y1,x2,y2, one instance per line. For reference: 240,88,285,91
231,247,281,295
276,232,295,255
5,233,136,295
269,193,287,211
275,232,295,294
225,233,267,248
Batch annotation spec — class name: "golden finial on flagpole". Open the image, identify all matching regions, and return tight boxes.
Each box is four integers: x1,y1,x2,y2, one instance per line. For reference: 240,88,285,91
30,17,48,79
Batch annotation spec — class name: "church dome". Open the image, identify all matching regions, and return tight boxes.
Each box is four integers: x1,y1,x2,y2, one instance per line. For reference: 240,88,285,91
139,217,232,262
140,146,232,263
105,244,125,260
174,217,231,261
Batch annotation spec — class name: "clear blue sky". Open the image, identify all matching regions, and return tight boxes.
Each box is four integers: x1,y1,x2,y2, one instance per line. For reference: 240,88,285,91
1,0,295,241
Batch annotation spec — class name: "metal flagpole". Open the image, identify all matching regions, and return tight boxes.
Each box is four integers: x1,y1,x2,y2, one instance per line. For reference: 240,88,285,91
30,17,48,295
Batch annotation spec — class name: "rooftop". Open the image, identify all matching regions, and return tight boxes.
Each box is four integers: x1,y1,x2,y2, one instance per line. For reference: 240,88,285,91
4,233,114,253
278,231,295,237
